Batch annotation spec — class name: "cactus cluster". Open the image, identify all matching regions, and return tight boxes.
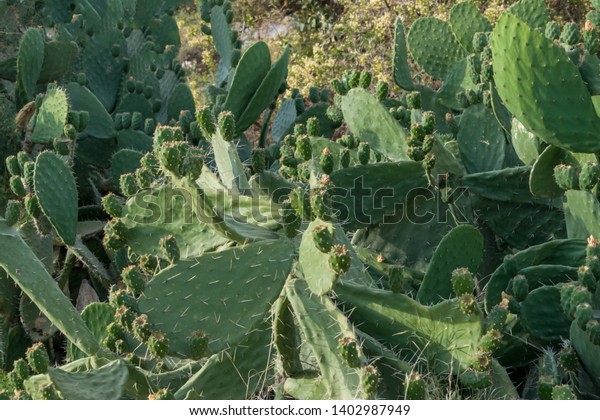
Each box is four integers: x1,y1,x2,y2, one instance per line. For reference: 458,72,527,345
1,0,600,401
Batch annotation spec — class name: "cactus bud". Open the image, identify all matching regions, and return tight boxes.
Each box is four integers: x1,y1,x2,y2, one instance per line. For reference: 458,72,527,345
552,385,576,400
587,319,600,345
584,27,599,54
148,332,169,358
231,48,241,67
472,32,488,52
196,106,216,138
451,268,475,296
109,288,138,312
24,194,41,219
375,81,389,101
320,148,334,175
122,265,145,295
361,364,379,396
312,224,335,253
6,155,20,176
358,142,370,165
358,71,372,89
149,388,175,400
559,22,580,45
331,79,348,96
9,358,29,390
403,372,426,399
294,96,305,114
405,91,421,109
407,146,425,162
577,265,596,292
131,112,142,131
557,346,578,372
158,141,188,175
340,148,350,168
101,193,123,218
459,294,479,315
338,336,362,368
326,105,344,124
309,86,320,103
479,329,502,354
126,78,135,93
421,111,435,135
132,314,152,342
9,176,26,197
26,343,49,374
485,305,508,331
467,54,481,84
575,302,593,329
553,164,579,190
114,305,136,330
122,112,132,129
251,148,266,173
294,135,311,162
188,331,209,360
410,123,426,141
306,117,320,137
469,350,492,372
545,21,561,40
217,111,235,142
329,244,351,275
347,70,360,89
5,200,21,226
578,162,600,190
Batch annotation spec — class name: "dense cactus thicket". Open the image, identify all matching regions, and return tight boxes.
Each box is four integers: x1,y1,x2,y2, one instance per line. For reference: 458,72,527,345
0,0,600,400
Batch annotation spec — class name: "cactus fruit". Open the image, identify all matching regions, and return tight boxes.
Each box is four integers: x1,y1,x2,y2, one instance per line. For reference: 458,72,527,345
467,54,481,84
577,265,596,291
9,359,29,390
158,141,188,175
130,314,151,343
411,123,426,141
559,22,580,45
340,148,350,169
479,329,502,353
328,244,351,275
24,194,41,219
332,78,348,95
26,343,49,374
338,336,362,368
469,350,492,372
375,81,389,101
459,369,491,390
459,294,478,315
537,375,555,400
309,86,320,103
347,71,360,89
114,305,136,330
569,286,592,317
407,146,425,162
148,332,169,358
545,21,561,40
5,200,21,226
159,235,180,264
404,372,426,399
553,164,579,190
306,117,320,137
122,266,145,296
552,385,576,400
296,135,312,161
217,111,235,142
101,193,123,218
472,32,489,52
578,162,600,190
557,347,578,372
587,320,600,345
135,167,154,189
310,188,332,221
451,268,475,296
584,26,599,54
188,331,209,360
251,148,266,173
406,91,421,109
575,303,593,329
109,288,138,312
149,388,175,400
196,106,216,138
320,148,334,175
358,142,370,165
119,173,138,197
326,105,344,124
282,200,301,238
358,71,372,89
308,224,334,256
361,364,379,396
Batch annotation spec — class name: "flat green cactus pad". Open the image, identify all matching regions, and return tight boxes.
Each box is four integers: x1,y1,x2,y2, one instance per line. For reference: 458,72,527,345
66,82,116,140
31,86,69,144
520,285,571,342
407,17,466,80
492,13,600,152
138,239,294,358
67,303,115,362
16,28,44,104
564,190,600,239
449,2,492,53
507,0,548,29
341,88,408,161
392,17,414,90
417,224,483,305
34,152,78,245
336,282,483,375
